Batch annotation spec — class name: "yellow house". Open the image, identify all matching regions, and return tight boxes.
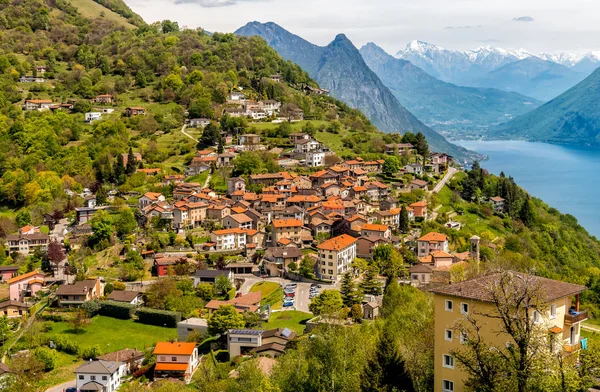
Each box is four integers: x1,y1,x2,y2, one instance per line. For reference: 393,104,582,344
430,272,587,392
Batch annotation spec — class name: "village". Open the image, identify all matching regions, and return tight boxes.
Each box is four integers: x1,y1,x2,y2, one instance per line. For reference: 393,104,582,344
0,72,592,392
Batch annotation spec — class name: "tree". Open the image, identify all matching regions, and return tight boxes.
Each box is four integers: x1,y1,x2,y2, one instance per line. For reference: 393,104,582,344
382,156,400,176
197,123,221,149
69,309,90,332
519,197,535,227
34,347,57,371
89,210,113,249
288,262,297,272
196,283,214,301
47,241,64,274
15,210,31,227
114,208,137,238
414,132,429,159
232,152,263,176
207,305,245,336
399,205,410,233
243,311,262,328
373,244,405,278
450,271,554,392
340,271,363,307
214,275,233,297
350,304,363,322
309,290,344,316
125,147,137,175
6,352,45,391
299,256,314,279
144,279,181,309
360,266,383,296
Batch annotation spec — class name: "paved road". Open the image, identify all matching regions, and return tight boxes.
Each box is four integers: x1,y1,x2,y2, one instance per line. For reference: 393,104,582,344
432,167,458,194
46,378,76,392
50,218,69,242
181,124,198,143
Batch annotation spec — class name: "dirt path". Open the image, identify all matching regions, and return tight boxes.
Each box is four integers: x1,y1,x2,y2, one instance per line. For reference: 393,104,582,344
432,167,458,194
181,123,198,143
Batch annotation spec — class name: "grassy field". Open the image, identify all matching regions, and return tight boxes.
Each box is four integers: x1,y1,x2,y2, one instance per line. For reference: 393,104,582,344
68,0,136,28
41,315,178,354
34,351,82,389
250,282,283,310
186,171,209,185
264,311,312,334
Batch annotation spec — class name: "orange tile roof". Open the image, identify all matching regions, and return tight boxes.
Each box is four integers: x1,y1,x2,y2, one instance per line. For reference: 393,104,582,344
153,342,196,356
361,223,389,232
353,186,367,192
143,192,163,200
231,206,247,214
213,228,253,236
155,363,190,371
431,251,454,258
410,201,428,208
322,200,344,210
272,219,302,228
278,238,293,245
317,234,357,251
7,270,43,285
287,195,322,203
549,326,563,334
419,232,448,243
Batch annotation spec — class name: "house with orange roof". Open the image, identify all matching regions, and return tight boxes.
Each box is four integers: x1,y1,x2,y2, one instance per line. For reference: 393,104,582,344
153,342,199,381
210,228,258,251
360,223,392,239
417,232,449,257
271,219,303,246
204,291,262,314
409,201,428,219
287,195,322,210
206,204,231,221
24,99,54,111
8,270,45,302
125,107,146,116
139,192,165,209
490,196,506,212
316,234,357,280
321,199,345,215
222,213,253,230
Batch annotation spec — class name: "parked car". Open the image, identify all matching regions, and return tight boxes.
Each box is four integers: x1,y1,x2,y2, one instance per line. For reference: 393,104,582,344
283,300,294,307
285,292,295,298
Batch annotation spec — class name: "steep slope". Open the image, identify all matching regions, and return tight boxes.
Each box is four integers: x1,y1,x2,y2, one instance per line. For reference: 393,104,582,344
235,22,476,162
473,57,587,101
360,43,540,135
494,67,600,144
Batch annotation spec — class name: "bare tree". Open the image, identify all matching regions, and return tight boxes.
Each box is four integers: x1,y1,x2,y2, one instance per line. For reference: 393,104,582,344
47,240,65,275
451,271,551,392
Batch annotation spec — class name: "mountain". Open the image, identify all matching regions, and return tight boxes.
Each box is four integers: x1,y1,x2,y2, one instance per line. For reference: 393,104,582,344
473,57,587,101
359,43,541,136
494,67,600,144
539,52,600,74
395,41,531,85
235,22,476,162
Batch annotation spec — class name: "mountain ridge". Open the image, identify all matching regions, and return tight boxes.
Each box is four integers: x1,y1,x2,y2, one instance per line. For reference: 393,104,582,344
359,42,541,136
235,22,477,162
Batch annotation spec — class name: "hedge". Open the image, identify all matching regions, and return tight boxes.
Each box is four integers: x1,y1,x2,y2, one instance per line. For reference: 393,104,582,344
100,301,136,320
136,308,181,327
227,287,237,300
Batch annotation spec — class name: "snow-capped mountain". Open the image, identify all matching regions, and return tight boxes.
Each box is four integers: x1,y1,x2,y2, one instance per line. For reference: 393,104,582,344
395,40,600,95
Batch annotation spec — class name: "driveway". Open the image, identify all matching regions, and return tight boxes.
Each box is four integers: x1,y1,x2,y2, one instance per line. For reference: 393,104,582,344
46,379,75,392
50,218,69,242
432,167,458,194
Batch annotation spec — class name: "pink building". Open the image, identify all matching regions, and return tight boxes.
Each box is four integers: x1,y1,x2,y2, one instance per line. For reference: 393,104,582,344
8,270,45,302
0,266,19,282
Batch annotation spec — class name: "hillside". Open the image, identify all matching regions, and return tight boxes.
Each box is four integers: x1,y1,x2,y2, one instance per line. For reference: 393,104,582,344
235,22,477,163
473,57,587,101
360,43,541,137
493,67,600,145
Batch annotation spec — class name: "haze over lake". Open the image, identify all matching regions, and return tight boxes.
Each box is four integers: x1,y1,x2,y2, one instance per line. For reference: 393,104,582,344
457,140,600,238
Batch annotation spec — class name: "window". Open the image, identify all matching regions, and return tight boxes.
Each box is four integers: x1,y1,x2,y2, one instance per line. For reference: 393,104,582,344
443,379,454,392
533,310,541,324
443,354,454,369
79,375,84,380
91,376,96,381
160,356,165,361
172,357,177,361
461,303,469,315
412,275,418,280
445,300,453,311
460,332,468,344
102,376,108,381
550,304,557,319
445,329,452,341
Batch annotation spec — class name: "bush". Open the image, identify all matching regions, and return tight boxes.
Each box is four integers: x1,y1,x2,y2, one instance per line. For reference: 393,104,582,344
35,347,57,371
81,345,101,360
104,282,114,295
52,335,80,355
40,313,64,322
136,308,181,327
99,301,136,320
82,300,102,317
113,281,127,291
226,287,236,300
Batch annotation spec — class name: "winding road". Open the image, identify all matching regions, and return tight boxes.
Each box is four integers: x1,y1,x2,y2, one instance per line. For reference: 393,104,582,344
432,167,458,194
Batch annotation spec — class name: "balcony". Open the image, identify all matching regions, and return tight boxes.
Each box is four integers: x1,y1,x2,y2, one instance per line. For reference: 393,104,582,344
564,342,581,353
564,309,588,324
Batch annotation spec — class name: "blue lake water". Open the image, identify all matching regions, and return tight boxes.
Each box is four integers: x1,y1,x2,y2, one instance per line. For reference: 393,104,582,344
456,140,600,238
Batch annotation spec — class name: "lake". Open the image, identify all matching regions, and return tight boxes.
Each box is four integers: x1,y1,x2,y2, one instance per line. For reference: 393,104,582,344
456,140,600,238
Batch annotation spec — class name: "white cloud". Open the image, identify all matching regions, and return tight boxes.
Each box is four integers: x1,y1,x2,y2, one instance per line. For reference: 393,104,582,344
513,16,534,22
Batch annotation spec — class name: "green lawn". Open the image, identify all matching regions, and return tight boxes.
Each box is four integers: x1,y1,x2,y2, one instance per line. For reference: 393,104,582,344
250,282,283,310
264,311,312,335
186,171,209,185
34,351,82,389
68,0,136,29
41,315,177,355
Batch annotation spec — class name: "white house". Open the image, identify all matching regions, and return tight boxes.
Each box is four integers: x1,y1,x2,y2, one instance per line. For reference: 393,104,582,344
178,318,208,341
417,232,449,257
75,360,126,392
189,118,211,128
306,151,326,167
85,112,102,123
24,100,54,111
403,164,424,175
228,91,245,101
295,139,321,154
316,234,357,280
262,100,281,115
138,192,165,209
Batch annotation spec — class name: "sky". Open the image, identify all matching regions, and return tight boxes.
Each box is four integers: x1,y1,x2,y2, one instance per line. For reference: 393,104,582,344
126,0,600,54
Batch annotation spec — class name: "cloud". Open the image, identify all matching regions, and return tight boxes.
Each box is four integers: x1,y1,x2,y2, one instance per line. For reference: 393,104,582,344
479,39,501,43
173,0,263,6
444,25,483,30
513,16,534,22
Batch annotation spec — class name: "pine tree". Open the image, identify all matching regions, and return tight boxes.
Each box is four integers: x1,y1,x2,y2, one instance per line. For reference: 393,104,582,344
519,197,535,227
125,147,137,175
340,271,363,307
399,205,409,233
360,266,382,296
113,157,125,185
